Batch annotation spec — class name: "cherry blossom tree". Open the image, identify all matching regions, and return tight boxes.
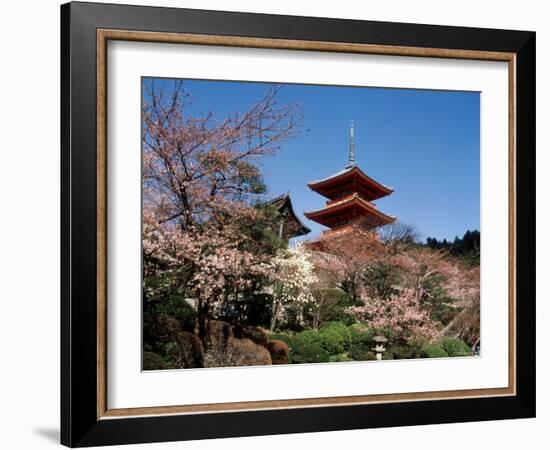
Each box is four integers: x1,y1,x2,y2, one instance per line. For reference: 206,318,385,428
305,225,479,345
350,288,438,345
307,229,385,303
388,247,480,321
142,80,302,338
142,79,302,229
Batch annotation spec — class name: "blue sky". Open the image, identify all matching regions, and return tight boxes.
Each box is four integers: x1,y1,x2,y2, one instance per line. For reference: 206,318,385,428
144,78,480,242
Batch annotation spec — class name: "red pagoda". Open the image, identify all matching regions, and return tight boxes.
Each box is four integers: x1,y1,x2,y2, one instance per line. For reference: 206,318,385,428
304,121,396,242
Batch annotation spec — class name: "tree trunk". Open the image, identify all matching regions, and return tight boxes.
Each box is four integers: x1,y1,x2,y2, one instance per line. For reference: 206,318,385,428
270,299,280,332
197,299,208,342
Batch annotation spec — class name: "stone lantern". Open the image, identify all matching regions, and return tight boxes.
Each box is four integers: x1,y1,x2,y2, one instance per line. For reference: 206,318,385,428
372,335,388,360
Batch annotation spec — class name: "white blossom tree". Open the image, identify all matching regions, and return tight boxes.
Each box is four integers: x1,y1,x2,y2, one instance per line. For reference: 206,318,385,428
269,244,318,331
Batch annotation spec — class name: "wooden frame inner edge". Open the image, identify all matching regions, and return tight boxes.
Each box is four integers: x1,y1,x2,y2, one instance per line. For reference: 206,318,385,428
96,29,517,420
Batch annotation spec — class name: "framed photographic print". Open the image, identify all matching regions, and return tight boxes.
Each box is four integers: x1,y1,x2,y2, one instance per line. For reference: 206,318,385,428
60,1,536,447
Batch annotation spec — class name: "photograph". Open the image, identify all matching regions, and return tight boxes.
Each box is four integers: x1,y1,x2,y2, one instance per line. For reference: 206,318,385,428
54,1,536,447
141,77,481,370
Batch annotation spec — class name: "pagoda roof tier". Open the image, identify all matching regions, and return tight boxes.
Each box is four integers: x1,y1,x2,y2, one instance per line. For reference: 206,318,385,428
307,165,393,201
304,193,395,229
267,192,311,238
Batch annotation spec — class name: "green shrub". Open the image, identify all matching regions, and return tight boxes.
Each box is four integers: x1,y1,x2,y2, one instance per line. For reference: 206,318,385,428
319,322,351,355
318,327,346,354
346,324,375,360
440,337,471,356
348,323,374,346
422,345,449,358
289,330,330,364
320,321,351,350
329,353,354,363
365,352,378,361
387,345,423,360
148,295,197,332
348,344,372,361
143,351,167,370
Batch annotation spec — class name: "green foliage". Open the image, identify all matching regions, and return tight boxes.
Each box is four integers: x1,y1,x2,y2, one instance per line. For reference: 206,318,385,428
143,312,182,355
364,352,378,361
246,204,288,254
348,323,374,346
143,351,167,370
320,321,352,350
425,230,480,267
289,330,330,364
339,278,360,305
348,344,373,361
422,345,449,358
386,345,423,360
420,273,456,325
148,295,197,332
440,337,471,356
318,326,346,354
236,292,273,329
315,288,355,324
234,161,267,195
346,323,375,361
362,263,401,300
329,353,354,363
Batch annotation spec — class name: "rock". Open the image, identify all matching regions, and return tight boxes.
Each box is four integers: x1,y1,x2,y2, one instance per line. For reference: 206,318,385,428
241,326,270,345
175,331,204,368
205,320,233,352
264,339,289,365
203,322,272,367
227,337,272,366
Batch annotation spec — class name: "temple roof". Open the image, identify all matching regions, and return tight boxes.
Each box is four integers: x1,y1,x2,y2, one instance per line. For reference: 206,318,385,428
267,192,311,238
304,193,396,228
307,165,393,201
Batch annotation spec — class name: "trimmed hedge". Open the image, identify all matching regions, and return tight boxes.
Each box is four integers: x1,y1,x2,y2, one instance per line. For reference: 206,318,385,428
329,353,354,363
320,321,352,349
422,345,449,358
387,345,423,360
289,330,330,364
440,337,471,357
318,327,346,354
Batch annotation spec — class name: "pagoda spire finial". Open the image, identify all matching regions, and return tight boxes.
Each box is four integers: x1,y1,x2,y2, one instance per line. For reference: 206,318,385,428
347,120,356,167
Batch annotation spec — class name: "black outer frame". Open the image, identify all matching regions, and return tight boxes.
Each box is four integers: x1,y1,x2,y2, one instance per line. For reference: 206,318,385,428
61,1,536,447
